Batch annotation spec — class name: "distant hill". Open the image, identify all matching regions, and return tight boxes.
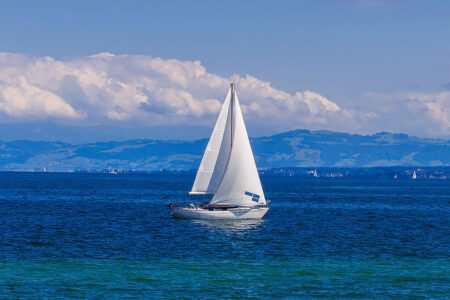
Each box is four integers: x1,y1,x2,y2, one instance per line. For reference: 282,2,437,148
0,130,449,172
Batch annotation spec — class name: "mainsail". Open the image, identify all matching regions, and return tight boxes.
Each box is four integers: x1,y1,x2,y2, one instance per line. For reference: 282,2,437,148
190,83,266,208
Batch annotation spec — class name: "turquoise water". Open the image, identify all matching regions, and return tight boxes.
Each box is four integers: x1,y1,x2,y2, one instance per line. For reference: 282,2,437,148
2,258,449,298
0,173,449,298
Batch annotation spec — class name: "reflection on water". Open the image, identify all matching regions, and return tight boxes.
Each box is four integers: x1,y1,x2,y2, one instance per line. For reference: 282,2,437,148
192,219,265,232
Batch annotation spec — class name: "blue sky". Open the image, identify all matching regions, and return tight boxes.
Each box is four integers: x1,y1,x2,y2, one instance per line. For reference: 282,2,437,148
0,0,449,142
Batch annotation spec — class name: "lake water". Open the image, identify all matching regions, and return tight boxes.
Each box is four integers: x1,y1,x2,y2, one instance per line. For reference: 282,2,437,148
0,172,449,298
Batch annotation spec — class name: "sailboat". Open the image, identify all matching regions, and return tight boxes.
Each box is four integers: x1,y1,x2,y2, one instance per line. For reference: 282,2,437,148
171,83,269,220
412,170,417,179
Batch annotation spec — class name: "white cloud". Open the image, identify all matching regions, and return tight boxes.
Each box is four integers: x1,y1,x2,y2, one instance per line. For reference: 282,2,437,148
0,76,81,119
0,52,448,138
404,92,450,135
0,52,349,129
362,91,450,136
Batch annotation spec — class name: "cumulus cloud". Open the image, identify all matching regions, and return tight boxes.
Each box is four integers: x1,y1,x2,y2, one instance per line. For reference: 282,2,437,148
0,51,448,138
362,91,450,136
0,76,81,119
0,52,351,130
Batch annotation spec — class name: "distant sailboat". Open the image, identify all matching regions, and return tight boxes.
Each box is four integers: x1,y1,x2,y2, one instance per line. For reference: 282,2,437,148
171,83,269,219
412,170,417,179
313,169,319,177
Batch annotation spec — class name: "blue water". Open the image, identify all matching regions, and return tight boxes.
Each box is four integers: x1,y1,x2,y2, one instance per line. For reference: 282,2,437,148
0,172,449,298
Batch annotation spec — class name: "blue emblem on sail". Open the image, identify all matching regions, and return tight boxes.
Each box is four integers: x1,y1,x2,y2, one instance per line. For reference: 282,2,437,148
245,191,260,202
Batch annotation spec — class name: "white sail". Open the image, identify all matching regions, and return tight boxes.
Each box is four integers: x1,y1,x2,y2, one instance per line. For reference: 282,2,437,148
190,89,233,194
209,86,266,207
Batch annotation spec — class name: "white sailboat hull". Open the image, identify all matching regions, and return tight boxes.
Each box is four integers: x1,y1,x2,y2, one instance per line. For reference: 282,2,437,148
172,206,269,220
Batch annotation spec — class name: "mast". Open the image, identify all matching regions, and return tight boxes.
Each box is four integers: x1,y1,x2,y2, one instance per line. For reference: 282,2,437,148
230,82,235,147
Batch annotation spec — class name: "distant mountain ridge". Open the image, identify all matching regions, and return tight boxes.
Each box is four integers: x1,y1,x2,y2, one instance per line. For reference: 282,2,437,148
0,129,449,172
